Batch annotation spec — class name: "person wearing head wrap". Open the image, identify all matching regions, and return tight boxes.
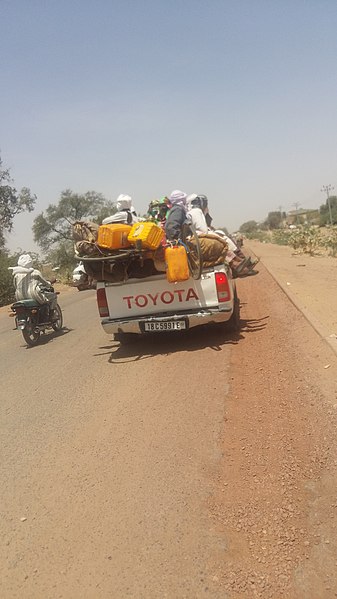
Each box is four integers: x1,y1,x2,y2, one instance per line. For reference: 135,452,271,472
187,192,258,276
102,194,139,225
187,194,209,234
147,197,171,226
8,254,57,310
165,190,188,240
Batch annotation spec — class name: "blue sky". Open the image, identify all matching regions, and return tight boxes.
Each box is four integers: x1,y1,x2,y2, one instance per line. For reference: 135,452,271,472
2,0,337,253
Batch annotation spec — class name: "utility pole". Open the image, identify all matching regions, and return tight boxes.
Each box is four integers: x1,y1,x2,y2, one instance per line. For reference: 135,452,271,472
321,184,334,225
292,202,300,224
278,205,283,227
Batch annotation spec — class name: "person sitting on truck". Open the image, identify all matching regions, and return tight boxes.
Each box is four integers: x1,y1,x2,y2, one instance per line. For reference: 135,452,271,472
165,190,188,241
102,194,139,225
187,194,208,234
187,194,258,277
187,194,215,233
147,197,171,228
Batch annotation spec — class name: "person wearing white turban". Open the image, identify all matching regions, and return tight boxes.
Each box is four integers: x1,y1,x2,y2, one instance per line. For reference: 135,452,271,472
102,194,139,225
8,254,57,310
187,194,209,234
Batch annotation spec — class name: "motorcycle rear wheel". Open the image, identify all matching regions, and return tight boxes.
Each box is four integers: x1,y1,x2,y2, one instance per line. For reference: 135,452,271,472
52,304,63,331
22,323,41,346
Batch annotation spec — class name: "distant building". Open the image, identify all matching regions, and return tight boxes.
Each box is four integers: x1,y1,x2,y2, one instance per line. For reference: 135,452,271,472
285,209,319,226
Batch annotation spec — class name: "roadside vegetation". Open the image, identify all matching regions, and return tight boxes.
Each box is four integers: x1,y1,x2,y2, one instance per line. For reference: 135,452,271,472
0,153,115,307
240,197,337,256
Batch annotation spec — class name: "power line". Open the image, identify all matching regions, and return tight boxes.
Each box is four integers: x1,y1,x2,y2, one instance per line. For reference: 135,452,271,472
321,184,334,226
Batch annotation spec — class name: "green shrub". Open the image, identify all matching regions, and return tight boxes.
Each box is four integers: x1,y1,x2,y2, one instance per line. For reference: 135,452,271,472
289,226,323,255
322,226,337,256
245,230,270,243
271,230,292,246
0,252,16,306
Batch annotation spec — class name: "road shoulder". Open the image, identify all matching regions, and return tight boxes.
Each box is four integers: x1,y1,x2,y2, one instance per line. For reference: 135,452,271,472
246,240,337,357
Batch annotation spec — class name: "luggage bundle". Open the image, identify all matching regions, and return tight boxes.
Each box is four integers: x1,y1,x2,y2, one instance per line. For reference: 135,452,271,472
73,221,165,254
72,219,171,283
195,234,228,268
73,221,101,257
72,217,229,284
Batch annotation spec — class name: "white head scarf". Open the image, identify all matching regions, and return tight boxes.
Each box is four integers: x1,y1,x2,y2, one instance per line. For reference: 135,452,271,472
8,253,35,274
116,194,132,211
169,190,187,209
186,193,198,210
18,254,34,269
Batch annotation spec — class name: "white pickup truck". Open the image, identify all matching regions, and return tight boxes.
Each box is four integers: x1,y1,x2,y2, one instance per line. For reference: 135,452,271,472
96,262,240,341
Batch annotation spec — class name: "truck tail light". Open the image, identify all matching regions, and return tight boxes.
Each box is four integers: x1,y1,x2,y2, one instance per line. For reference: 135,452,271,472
215,272,231,303
97,287,109,317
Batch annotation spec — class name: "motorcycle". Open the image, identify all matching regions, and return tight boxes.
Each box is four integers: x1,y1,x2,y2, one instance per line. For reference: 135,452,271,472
10,286,63,347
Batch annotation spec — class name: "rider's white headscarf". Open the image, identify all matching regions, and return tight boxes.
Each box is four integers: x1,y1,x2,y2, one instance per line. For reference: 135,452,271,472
18,254,34,269
169,190,187,211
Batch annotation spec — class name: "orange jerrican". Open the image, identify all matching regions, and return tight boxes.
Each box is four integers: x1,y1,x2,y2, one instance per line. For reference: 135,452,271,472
97,224,132,250
128,222,164,250
165,245,190,282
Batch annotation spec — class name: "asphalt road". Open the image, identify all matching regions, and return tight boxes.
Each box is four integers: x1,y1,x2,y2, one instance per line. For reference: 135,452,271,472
0,287,234,599
1,270,337,599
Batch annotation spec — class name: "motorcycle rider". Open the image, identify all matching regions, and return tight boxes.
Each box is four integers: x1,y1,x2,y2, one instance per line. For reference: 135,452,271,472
9,254,57,314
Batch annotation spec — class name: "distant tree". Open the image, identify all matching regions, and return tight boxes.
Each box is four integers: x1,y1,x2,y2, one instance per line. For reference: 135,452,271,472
239,220,258,234
46,241,78,279
33,189,115,253
305,209,320,224
319,196,337,226
264,211,284,230
0,250,15,305
0,156,36,248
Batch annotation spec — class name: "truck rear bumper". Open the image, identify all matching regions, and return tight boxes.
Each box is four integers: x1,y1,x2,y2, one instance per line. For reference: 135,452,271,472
100,308,232,335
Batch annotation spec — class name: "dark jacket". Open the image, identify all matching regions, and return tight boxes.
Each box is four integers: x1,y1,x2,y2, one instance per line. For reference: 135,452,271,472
165,205,186,241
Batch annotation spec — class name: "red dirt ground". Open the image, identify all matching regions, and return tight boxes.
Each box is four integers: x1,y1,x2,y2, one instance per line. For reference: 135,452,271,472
209,253,337,598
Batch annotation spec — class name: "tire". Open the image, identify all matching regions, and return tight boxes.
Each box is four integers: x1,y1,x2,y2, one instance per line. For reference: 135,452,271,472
52,304,63,331
22,321,41,346
226,289,241,333
181,223,203,280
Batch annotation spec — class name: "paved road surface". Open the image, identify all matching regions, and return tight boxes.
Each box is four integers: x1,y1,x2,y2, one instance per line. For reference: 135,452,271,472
0,288,232,598
1,267,337,598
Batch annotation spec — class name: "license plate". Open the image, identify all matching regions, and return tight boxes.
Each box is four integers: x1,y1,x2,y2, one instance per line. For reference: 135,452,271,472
144,320,186,332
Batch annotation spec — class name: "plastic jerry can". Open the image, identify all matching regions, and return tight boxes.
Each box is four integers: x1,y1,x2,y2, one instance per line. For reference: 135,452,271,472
128,221,164,250
165,245,190,282
97,224,132,250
